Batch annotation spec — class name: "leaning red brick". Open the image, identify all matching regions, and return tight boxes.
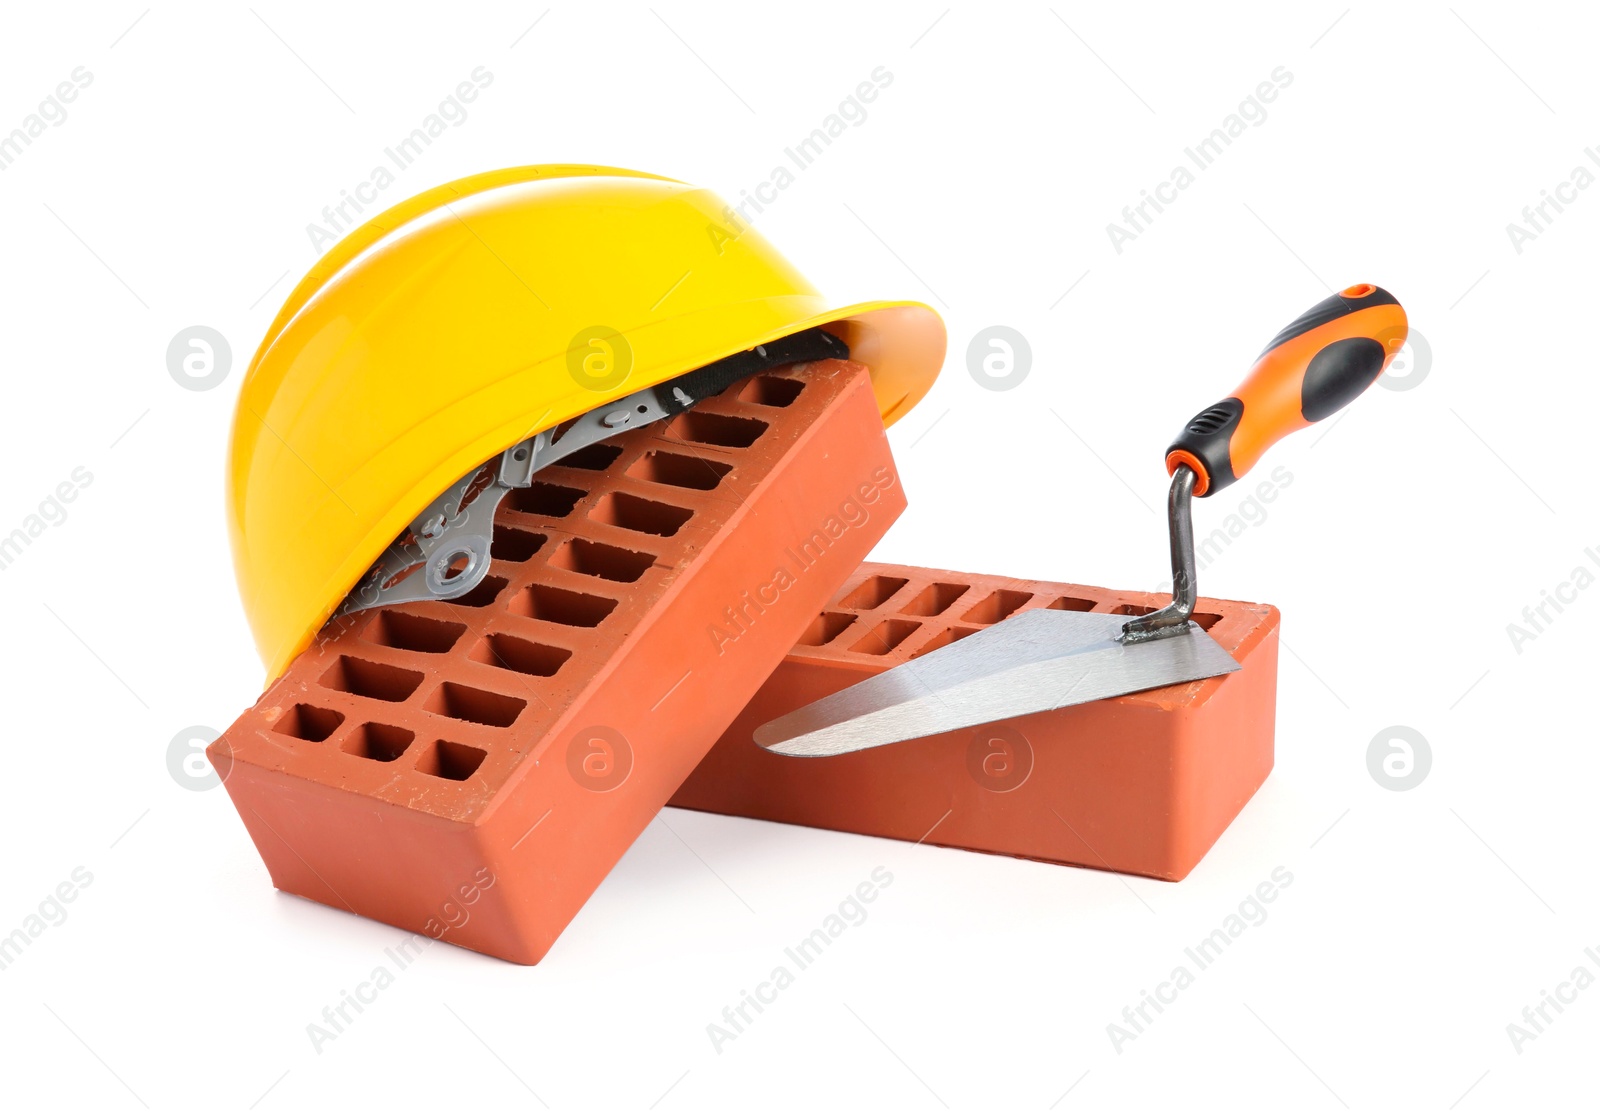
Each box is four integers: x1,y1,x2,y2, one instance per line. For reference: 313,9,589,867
212,360,903,963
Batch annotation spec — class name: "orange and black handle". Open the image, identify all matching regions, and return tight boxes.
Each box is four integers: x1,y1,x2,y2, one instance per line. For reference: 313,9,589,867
1166,284,1408,496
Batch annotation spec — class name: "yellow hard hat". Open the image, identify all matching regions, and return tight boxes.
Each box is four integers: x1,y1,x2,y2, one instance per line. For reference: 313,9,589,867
229,164,946,682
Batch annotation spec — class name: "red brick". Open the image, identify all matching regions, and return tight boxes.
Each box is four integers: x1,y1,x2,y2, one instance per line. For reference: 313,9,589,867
671,564,1281,881
212,360,904,962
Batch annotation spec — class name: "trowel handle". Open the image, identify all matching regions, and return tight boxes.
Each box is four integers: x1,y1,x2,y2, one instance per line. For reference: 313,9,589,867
1165,284,1408,496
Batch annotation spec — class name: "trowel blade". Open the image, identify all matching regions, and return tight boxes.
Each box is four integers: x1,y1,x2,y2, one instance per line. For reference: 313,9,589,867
754,609,1241,757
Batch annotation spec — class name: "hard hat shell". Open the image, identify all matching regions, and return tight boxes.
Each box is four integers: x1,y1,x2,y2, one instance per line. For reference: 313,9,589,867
229,165,946,681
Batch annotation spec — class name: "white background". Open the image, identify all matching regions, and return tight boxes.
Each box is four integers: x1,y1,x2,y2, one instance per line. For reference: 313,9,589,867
1,2,1594,1113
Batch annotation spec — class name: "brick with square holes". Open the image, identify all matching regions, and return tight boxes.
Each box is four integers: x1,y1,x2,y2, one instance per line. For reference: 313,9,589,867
671,563,1281,882
211,360,904,963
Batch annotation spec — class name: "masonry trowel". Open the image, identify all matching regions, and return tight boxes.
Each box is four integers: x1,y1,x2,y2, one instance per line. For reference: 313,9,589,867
755,284,1408,757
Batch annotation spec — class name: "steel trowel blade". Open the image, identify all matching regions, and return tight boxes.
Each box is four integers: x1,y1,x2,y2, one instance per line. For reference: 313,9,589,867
754,609,1241,757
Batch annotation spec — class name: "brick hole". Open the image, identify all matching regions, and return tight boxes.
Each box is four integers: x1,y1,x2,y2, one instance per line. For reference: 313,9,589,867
852,618,922,656
797,611,854,647
1192,612,1222,631
425,682,526,728
508,481,586,517
491,527,547,563
506,583,617,628
415,740,488,781
549,538,655,583
556,443,624,471
469,633,572,678
626,450,731,491
911,626,980,659
272,703,345,742
738,375,805,407
341,723,415,763
450,574,508,609
901,582,969,616
667,411,769,449
361,610,466,654
319,656,424,703
962,589,1033,624
588,492,693,537
1043,596,1096,612
1110,603,1156,616
840,574,909,610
